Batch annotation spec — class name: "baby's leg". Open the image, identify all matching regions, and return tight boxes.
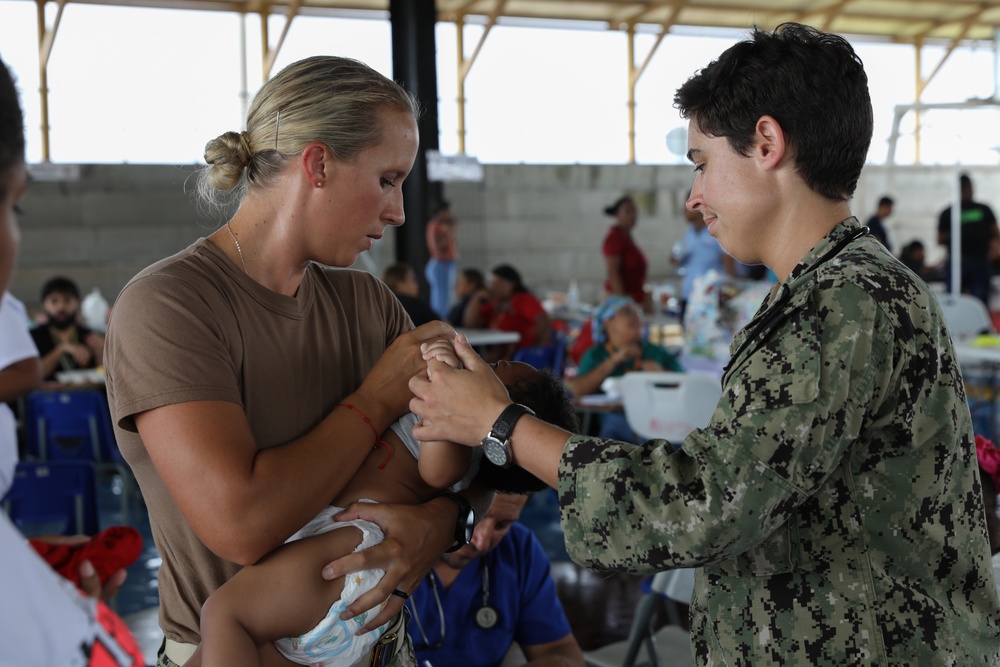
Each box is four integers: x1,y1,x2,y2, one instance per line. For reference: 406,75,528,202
187,638,298,667
197,526,364,667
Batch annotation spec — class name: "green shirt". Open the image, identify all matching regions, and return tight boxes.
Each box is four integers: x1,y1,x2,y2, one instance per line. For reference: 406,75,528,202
576,339,683,379
558,218,1000,665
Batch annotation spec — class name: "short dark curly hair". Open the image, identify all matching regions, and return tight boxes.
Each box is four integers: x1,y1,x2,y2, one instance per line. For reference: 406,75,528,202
475,368,579,494
674,22,872,202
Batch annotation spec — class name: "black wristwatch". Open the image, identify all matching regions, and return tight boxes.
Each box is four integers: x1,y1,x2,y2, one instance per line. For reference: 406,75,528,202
438,492,475,553
481,403,535,469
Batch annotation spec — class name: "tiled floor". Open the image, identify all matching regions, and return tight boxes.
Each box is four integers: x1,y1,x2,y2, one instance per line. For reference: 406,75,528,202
102,481,684,664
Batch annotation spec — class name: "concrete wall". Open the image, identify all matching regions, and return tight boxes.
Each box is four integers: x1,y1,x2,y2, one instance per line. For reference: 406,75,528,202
10,162,1000,316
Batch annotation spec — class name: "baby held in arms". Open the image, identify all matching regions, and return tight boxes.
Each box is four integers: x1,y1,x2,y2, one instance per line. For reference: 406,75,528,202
189,336,577,667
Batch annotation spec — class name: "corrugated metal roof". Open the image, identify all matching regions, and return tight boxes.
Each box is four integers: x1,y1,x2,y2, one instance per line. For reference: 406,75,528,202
435,1,1000,43
21,0,1000,44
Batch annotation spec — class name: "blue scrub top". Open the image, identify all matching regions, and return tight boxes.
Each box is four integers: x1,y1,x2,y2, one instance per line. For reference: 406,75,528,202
406,523,573,667
681,224,727,301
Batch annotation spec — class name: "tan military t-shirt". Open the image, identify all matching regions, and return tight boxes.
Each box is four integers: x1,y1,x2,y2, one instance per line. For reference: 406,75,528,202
104,238,411,646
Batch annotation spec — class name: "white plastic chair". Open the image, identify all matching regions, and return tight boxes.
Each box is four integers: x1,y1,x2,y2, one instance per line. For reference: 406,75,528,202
619,371,722,444
937,293,993,340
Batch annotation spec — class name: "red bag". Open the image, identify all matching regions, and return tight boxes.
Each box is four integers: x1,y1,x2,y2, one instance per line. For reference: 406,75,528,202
30,526,142,586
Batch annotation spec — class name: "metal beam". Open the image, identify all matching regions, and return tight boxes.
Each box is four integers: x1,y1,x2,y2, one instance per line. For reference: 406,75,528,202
886,98,1000,165
35,0,67,162
912,2,990,42
625,1,683,163
813,0,851,33
917,17,981,97
910,11,982,161
262,0,303,80
455,0,505,155
915,39,923,163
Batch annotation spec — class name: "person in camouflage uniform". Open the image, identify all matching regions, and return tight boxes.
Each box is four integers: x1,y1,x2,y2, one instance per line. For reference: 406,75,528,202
405,22,1000,666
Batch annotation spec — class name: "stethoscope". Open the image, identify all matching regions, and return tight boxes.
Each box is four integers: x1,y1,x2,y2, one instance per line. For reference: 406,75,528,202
723,225,871,381
408,555,500,650
474,557,499,629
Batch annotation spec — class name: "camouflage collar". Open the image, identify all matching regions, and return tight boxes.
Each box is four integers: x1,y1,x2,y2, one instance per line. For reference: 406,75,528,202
725,218,869,380
785,217,865,287
761,218,865,309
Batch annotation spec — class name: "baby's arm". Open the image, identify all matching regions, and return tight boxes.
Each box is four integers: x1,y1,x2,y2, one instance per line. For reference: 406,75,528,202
418,440,473,490
417,337,472,489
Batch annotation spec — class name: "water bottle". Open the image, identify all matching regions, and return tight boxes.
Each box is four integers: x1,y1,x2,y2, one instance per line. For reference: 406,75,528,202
567,280,580,310
81,287,109,331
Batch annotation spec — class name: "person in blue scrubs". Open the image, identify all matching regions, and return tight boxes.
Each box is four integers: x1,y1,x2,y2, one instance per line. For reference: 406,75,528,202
676,198,736,321
406,493,583,667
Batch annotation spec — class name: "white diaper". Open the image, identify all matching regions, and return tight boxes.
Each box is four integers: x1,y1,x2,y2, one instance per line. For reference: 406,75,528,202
273,502,389,667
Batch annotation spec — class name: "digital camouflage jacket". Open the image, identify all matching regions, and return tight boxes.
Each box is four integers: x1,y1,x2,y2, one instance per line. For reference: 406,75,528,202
559,218,1000,665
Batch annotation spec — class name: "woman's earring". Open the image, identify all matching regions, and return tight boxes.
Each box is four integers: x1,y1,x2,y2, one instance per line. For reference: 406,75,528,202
315,181,324,189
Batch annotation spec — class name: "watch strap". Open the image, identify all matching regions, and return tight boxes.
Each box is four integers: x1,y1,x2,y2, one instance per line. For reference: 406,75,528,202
491,403,536,440
438,492,474,553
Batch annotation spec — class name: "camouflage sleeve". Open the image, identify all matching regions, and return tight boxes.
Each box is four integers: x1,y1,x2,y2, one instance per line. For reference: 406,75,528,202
558,279,889,574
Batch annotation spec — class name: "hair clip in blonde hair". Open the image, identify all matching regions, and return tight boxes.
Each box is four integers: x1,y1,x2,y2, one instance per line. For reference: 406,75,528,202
239,130,257,181
238,131,253,159
274,110,281,152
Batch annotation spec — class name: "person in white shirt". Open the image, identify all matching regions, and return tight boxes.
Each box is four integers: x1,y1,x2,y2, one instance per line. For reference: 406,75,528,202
0,53,143,667
0,290,39,488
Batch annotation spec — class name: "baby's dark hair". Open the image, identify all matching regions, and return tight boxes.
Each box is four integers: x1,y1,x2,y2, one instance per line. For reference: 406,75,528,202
475,368,579,494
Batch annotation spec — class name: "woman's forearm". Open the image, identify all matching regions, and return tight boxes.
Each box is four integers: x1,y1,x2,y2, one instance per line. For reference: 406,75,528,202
137,400,382,565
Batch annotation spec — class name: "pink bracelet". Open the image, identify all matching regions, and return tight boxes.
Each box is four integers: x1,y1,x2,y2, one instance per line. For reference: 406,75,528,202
337,403,393,469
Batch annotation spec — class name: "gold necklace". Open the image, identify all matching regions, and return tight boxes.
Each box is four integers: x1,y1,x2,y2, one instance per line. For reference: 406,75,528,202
225,222,248,275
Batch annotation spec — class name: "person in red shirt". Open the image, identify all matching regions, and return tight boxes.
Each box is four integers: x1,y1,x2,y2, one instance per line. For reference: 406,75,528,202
602,195,651,311
468,264,550,361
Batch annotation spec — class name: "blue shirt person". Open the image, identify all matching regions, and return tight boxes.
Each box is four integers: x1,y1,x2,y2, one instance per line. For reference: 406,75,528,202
406,493,583,667
676,205,735,320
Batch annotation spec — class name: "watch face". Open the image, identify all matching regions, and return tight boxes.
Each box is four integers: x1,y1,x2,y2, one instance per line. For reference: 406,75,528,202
482,436,508,467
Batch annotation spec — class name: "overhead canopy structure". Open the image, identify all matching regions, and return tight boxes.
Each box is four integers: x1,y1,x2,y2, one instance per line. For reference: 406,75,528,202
26,0,1000,42
442,0,1000,42
19,0,1000,161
